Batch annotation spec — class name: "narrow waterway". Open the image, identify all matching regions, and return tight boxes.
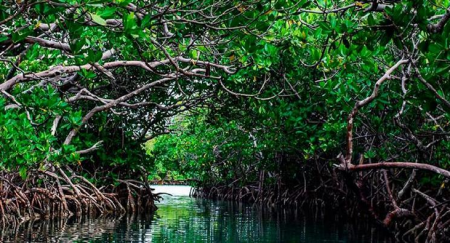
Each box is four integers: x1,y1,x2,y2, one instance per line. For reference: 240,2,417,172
3,186,393,242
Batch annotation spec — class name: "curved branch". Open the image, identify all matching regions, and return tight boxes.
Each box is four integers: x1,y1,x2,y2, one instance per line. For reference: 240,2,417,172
0,57,232,91
24,37,71,52
75,141,103,155
340,162,450,179
344,59,409,164
428,7,450,33
63,76,176,145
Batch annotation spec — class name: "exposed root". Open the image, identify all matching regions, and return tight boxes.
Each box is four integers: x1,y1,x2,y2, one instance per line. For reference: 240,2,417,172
0,167,159,226
192,167,450,242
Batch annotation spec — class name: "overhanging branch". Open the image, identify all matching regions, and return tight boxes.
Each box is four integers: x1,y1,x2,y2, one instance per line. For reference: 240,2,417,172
339,162,450,179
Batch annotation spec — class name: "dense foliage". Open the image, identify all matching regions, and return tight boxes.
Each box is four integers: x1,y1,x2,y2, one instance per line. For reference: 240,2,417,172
3,0,450,241
0,0,250,220
148,0,450,185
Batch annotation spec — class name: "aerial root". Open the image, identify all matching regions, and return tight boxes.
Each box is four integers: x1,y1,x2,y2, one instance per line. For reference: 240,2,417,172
192,169,450,242
0,168,159,226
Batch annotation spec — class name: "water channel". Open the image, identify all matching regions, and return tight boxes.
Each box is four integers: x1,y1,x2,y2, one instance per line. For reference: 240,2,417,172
3,185,394,242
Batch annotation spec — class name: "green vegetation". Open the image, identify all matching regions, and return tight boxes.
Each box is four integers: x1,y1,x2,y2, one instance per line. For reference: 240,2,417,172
3,0,450,241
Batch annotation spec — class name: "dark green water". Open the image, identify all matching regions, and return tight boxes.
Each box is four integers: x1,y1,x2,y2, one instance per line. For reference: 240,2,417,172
3,195,393,242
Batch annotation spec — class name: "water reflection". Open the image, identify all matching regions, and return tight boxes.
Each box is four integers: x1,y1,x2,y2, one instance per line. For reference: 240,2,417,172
1,195,393,242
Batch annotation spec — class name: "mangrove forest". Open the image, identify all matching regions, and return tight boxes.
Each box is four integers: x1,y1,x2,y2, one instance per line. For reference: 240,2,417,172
2,0,450,242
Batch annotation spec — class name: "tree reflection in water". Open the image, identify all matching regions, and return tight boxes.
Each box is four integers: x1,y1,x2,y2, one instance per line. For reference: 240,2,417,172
0,196,394,242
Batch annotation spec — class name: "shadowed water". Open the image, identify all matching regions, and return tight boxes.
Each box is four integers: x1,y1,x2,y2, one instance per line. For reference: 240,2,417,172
1,186,393,242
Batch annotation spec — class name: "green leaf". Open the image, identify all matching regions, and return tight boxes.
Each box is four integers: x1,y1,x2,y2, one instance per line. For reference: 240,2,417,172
78,69,97,79
124,12,137,32
141,14,152,28
70,38,86,54
0,34,8,42
115,0,133,6
367,14,376,26
429,43,443,54
19,167,27,180
11,28,33,42
436,65,450,75
317,21,331,33
98,7,117,18
86,49,102,63
90,13,107,26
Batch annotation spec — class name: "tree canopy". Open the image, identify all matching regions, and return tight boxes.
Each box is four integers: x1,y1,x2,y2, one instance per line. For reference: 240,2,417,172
3,0,450,241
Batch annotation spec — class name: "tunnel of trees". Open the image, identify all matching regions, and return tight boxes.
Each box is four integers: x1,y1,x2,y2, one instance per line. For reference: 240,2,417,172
2,0,450,241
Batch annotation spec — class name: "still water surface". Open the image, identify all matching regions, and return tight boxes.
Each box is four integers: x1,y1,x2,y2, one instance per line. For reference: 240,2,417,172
5,186,393,242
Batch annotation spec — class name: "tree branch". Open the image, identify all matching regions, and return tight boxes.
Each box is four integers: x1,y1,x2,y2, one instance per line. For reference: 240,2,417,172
339,161,450,179
345,59,409,164
428,7,450,33
75,141,103,155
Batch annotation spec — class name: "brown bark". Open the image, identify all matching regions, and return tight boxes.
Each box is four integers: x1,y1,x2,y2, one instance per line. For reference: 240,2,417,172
340,162,450,178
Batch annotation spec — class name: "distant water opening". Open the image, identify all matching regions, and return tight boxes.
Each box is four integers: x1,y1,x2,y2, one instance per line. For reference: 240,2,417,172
150,185,192,196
